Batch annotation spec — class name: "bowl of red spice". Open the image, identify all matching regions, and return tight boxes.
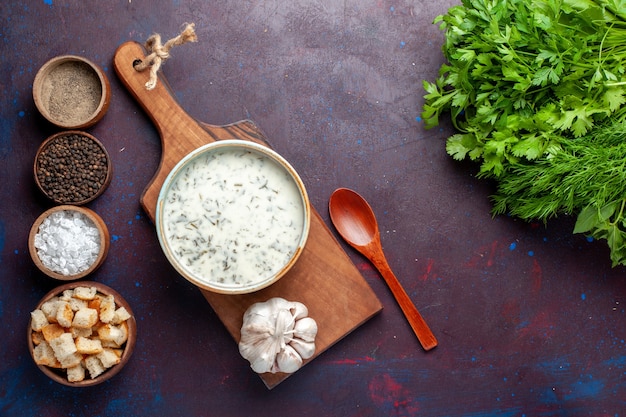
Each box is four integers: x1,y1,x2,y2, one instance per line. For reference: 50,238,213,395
33,55,111,129
34,131,112,205
28,205,110,280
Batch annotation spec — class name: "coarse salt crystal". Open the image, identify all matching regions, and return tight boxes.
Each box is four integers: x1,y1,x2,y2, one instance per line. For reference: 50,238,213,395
34,210,101,276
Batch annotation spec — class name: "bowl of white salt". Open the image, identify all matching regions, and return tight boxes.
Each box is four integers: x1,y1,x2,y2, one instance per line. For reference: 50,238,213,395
33,55,111,129
155,140,311,294
28,205,110,280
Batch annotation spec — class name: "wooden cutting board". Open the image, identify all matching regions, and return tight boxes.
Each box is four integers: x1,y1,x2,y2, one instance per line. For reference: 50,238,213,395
113,41,383,389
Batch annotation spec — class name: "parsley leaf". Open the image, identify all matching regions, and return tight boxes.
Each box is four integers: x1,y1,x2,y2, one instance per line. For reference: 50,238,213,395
423,0,626,177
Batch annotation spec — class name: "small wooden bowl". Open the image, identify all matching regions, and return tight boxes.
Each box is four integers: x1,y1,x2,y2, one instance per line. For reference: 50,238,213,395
27,281,137,387
29,205,110,281
34,131,112,205
33,55,111,129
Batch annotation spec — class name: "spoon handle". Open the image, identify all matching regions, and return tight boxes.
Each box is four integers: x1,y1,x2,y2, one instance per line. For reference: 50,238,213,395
370,251,438,351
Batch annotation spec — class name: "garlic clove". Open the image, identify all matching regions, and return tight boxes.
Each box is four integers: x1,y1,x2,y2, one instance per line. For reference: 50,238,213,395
243,301,276,321
293,316,318,342
249,351,275,374
266,297,289,313
275,345,302,373
289,338,316,360
239,316,284,373
290,302,309,321
241,313,274,336
275,308,295,345
239,335,276,373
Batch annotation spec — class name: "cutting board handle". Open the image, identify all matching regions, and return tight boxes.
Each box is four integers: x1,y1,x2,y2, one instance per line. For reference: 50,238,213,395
113,42,207,146
113,41,268,220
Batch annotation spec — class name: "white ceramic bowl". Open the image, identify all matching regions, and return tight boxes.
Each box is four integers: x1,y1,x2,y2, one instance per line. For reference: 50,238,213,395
156,140,310,294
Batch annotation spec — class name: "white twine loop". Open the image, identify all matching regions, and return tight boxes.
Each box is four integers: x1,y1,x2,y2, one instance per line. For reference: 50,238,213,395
134,23,197,90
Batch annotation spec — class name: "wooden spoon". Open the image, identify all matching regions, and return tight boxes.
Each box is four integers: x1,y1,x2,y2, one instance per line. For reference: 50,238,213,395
329,188,438,351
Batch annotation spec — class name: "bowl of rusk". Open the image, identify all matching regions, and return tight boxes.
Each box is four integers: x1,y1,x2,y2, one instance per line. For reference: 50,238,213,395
156,140,311,294
28,281,136,387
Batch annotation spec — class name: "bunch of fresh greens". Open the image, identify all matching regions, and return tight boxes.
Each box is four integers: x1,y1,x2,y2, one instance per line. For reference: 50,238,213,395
422,0,626,266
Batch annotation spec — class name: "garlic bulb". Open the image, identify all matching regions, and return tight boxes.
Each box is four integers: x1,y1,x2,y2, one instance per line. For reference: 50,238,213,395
239,297,318,374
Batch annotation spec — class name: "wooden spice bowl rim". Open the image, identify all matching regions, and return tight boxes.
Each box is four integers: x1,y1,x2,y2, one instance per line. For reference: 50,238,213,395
33,130,112,205
33,55,111,129
28,205,110,281
155,139,311,295
27,281,137,387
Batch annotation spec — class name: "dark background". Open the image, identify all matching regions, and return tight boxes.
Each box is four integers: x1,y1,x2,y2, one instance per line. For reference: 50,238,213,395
1,1,624,416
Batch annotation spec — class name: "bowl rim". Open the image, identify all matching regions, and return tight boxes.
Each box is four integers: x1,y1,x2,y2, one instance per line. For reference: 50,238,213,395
33,130,112,205
27,281,137,387
28,205,110,281
155,139,311,294
32,54,111,129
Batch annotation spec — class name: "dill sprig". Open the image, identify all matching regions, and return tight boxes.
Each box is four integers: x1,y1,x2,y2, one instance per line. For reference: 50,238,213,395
492,121,626,266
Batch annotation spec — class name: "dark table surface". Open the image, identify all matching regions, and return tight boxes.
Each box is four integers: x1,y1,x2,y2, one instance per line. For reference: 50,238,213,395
2,1,625,416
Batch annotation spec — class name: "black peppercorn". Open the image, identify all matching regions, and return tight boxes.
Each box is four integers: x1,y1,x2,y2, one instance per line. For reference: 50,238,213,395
35,133,110,204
